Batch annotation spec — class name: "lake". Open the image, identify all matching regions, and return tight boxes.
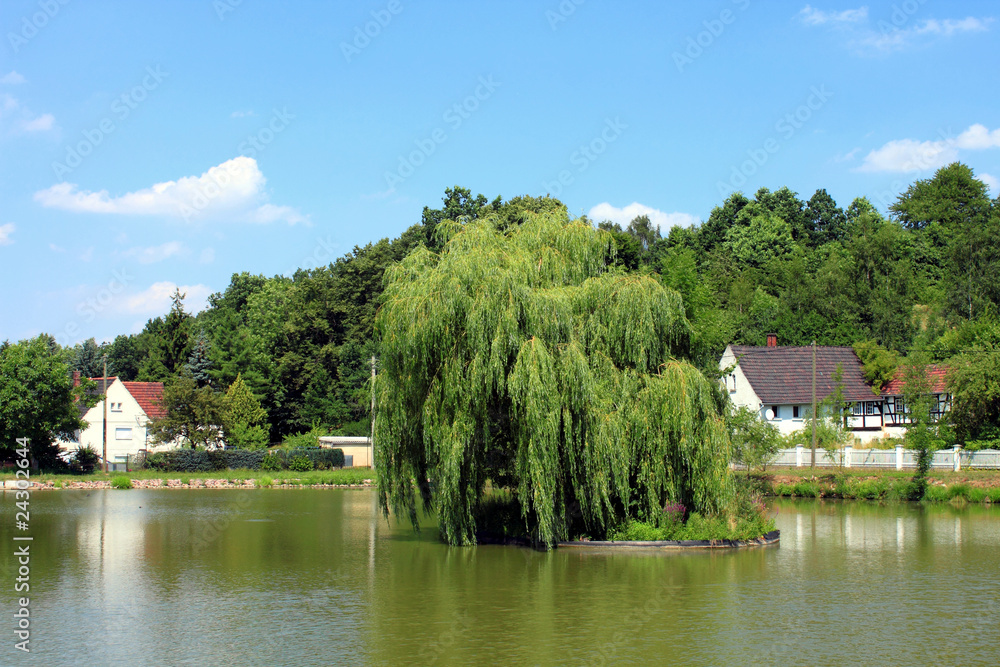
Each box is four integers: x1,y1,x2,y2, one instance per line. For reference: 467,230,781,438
2,489,999,665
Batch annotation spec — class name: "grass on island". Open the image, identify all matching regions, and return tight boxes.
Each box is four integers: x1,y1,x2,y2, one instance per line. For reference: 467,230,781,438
473,491,776,545
0,467,375,487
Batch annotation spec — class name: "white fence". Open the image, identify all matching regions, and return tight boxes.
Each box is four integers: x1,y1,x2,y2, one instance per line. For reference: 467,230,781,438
770,446,1000,470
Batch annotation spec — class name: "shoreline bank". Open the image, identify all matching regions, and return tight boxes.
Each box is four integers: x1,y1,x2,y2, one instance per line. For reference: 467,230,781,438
746,467,1000,503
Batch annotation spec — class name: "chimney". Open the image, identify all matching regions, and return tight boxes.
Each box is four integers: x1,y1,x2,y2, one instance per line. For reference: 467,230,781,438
766,333,777,348
72,371,81,387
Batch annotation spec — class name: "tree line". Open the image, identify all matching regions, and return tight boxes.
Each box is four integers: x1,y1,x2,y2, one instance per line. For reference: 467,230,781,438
4,162,1000,460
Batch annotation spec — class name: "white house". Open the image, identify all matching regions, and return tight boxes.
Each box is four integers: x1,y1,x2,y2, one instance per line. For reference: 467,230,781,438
58,373,172,468
720,336,884,444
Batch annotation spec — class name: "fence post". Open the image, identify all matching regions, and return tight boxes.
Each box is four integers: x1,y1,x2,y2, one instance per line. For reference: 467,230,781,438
953,445,961,472
795,444,803,468
895,445,903,470
844,444,852,468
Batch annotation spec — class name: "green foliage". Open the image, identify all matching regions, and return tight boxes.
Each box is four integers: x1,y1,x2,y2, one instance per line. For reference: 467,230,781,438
222,373,269,449
261,452,282,471
723,211,795,268
0,335,97,466
728,406,782,471
148,375,226,449
288,454,314,472
139,289,192,381
184,330,213,387
70,447,100,475
375,210,737,548
110,475,133,489
106,334,142,381
69,337,105,378
226,422,269,450
141,448,342,472
947,342,1000,443
281,424,326,449
608,511,775,542
853,340,899,393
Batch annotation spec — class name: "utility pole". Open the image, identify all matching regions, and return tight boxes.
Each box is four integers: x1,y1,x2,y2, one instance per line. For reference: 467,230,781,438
102,354,109,474
811,341,817,468
370,355,376,470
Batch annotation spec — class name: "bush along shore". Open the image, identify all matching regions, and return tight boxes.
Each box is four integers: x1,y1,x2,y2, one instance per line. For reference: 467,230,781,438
1,468,374,490
745,468,1000,503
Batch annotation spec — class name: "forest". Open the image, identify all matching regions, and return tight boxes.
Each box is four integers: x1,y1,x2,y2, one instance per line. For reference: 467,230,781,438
12,161,1000,450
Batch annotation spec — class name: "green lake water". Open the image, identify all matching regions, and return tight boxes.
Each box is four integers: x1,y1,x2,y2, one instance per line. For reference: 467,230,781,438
2,489,999,666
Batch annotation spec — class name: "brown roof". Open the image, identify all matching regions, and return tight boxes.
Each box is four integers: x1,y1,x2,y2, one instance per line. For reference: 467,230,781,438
883,365,948,396
122,382,167,420
730,345,877,404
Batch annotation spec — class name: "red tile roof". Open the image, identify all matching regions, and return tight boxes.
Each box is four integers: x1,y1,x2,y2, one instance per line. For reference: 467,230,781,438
122,382,167,420
882,365,948,396
730,345,877,404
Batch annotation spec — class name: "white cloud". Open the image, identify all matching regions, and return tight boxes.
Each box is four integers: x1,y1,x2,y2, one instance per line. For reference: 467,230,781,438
857,124,1000,173
832,147,862,163
1,71,26,85
199,248,216,264
34,156,308,225
980,172,999,194
49,243,66,253
230,110,255,118
22,112,54,132
122,241,187,264
0,223,15,246
124,281,212,316
798,5,868,26
0,93,56,134
800,6,993,54
588,202,700,231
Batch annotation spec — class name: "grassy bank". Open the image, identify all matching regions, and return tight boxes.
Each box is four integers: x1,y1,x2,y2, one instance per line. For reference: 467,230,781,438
1,467,374,488
745,467,1000,503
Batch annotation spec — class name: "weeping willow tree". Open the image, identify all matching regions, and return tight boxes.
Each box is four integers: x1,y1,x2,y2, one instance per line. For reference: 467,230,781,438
374,210,736,547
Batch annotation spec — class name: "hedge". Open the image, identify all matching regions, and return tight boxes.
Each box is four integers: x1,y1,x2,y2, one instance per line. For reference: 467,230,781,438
144,447,345,473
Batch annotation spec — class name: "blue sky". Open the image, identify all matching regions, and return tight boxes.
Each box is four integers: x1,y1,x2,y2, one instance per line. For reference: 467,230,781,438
1,0,997,346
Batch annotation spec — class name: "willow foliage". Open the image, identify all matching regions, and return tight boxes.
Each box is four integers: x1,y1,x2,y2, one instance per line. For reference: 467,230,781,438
375,211,735,547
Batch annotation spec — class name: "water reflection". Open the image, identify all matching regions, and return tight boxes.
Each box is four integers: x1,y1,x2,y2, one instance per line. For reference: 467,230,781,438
1,491,998,665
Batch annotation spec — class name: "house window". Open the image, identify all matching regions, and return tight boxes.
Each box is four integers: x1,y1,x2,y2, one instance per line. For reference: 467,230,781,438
866,402,877,416
852,403,864,416
115,427,133,440
792,406,800,419
771,406,779,420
